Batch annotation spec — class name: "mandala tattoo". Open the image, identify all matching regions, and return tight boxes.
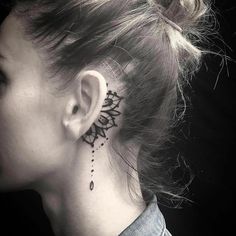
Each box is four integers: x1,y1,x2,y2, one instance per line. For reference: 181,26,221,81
82,90,124,147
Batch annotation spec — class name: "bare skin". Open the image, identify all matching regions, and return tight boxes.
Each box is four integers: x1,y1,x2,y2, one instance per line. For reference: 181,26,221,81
0,13,146,236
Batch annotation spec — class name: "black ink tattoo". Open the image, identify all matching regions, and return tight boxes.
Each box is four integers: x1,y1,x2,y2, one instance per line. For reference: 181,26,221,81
82,90,124,147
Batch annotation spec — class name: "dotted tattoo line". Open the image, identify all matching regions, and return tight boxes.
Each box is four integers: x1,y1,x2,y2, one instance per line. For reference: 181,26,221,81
89,137,109,191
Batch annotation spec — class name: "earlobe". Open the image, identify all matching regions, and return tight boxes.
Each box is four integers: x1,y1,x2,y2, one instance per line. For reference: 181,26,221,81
62,70,107,141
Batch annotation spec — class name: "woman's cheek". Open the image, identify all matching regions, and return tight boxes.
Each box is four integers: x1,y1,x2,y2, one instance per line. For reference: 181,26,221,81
0,85,59,186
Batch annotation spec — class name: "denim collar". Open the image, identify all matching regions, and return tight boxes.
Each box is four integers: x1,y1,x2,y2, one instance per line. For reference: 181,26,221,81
119,191,170,236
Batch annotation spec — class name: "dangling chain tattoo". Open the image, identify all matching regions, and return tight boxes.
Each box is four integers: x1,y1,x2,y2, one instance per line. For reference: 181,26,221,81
82,86,124,191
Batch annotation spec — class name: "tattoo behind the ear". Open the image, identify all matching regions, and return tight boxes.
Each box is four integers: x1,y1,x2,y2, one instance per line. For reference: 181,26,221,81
82,89,124,147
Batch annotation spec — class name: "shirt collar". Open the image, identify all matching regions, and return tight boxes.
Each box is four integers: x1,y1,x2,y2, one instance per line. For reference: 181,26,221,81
119,190,168,236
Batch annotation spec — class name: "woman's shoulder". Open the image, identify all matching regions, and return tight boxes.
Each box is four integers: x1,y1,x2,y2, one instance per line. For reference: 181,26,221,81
119,190,172,236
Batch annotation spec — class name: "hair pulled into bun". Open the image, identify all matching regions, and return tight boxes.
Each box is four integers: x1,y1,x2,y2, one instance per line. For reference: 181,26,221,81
146,0,210,71
161,0,207,25
10,0,213,206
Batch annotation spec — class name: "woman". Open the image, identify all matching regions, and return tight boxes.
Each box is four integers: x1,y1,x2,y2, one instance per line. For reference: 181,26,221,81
0,0,211,235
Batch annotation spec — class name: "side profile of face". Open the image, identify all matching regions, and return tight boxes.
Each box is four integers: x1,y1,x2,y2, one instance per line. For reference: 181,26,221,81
0,13,71,191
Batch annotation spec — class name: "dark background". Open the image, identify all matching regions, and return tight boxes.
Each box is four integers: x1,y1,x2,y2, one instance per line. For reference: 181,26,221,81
0,1,235,235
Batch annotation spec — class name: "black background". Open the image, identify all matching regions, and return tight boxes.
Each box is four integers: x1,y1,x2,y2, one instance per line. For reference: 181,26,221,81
0,1,235,235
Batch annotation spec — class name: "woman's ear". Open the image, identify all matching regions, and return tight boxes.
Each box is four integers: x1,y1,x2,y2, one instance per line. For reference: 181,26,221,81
62,70,107,140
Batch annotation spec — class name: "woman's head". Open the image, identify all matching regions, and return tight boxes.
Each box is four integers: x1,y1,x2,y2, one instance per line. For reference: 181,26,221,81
0,0,210,204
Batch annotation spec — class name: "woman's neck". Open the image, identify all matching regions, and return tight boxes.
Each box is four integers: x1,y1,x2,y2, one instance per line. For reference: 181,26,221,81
35,144,146,236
